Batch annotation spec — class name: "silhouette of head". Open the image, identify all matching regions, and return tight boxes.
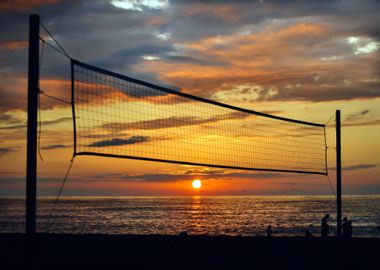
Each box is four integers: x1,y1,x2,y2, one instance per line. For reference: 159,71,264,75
325,214,330,219
343,217,348,222
267,225,272,229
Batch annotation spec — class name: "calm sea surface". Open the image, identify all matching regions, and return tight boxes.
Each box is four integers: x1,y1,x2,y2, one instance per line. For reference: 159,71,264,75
1,196,379,237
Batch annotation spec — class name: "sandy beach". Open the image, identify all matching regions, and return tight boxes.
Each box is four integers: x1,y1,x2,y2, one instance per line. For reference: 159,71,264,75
1,233,379,269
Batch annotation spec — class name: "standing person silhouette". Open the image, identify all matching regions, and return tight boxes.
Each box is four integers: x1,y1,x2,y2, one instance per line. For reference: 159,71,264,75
321,214,330,237
347,221,353,238
342,217,353,238
342,217,349,238
266,225,272,238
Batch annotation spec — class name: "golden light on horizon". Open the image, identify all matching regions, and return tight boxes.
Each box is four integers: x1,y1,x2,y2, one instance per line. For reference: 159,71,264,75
192,179,202,189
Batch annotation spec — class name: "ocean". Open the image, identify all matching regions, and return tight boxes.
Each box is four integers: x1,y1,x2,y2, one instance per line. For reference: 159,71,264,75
1,195,379,237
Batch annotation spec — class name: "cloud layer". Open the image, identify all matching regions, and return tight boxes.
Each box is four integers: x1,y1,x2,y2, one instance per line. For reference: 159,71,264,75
0,0,379,113
88,136,150,147
87,168,283,183
0,0,379,196
102,112,247,131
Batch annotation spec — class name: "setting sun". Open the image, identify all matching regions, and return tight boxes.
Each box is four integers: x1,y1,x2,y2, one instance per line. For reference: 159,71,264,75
192,179,202,189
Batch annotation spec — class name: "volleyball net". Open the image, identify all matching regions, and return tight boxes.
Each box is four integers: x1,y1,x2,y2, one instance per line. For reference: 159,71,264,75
71,59,327,175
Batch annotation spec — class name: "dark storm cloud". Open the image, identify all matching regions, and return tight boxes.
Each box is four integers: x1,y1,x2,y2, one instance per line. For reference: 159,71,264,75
268,84,380,102
86,170,283,183
102,112,248,131
342,120,380,127
338,110,380,127
127,173,186,182
0,0,175,80
0,0,380,114
211,64,380,102
346,110,371,121
88,136,150,147
0,0,62,12
0,1,82,77
164,55,210,65
0,124,26,130
90,45,184,89
330,164,378,171
218,172,282,179
42,117,72,125
0,40,27,50
170,0,380,40
0,83,27,113
41,144,69,150
342,164,378,171
0,116,71,130
93,45,172,71
0,147,14,155
174,0,379,17
0,114,23,124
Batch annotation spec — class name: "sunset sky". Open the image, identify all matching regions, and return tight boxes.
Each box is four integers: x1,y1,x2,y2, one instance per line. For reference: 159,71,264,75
0,0,379,196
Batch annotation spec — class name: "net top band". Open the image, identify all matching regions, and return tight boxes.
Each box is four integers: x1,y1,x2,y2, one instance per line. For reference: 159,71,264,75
71,59,325,128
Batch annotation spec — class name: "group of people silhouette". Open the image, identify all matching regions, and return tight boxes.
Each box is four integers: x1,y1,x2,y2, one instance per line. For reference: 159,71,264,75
321,214,353,238
265,214,353,238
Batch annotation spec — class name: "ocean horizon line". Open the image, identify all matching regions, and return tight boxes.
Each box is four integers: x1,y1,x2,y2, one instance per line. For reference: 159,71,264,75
1,194,380,199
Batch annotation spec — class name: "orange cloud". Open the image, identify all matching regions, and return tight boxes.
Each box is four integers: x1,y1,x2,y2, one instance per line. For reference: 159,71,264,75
145,16,169,26
0,77,71,113
183,4,239,22
0,0,59,11
131,22,378,102
0,40,27,50
274,23,326,39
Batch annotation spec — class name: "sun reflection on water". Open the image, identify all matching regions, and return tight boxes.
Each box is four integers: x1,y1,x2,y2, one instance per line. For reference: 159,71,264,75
189,196,204,233
1,196,379,237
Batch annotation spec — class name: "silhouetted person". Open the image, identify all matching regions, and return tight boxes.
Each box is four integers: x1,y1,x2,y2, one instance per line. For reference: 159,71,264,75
342,217,353,238
305,229,313,237
342,217,349,238
321,214,330,237
179,231,188,237
347,221,353,238
266,225,272,238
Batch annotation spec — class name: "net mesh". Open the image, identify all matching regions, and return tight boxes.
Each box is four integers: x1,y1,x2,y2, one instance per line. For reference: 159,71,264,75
72,60,327,175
